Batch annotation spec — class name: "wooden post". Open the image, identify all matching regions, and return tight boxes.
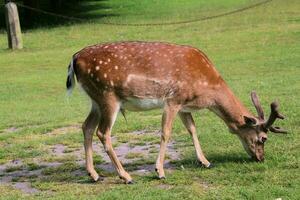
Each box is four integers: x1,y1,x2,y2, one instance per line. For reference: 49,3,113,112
5,1,23,49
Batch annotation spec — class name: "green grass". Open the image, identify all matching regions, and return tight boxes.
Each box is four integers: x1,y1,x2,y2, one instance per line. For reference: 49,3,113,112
0,0,299,199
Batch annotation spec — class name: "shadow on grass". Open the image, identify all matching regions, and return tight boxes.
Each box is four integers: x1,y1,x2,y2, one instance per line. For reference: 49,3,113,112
0,0,119,30
0,152,255,190
208,152,254,164
168,152,253,169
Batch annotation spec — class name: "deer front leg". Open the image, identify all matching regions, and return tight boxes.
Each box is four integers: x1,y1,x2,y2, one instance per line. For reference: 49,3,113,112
96,100,133,184
155,104,180,179
82,105,100,181
179,112,211,168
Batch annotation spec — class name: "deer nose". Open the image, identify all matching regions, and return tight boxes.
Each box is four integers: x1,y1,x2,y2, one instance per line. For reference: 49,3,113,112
261,136,267,143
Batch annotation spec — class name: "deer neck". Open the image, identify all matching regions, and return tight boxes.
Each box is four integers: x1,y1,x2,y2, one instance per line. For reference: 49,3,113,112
211,84,253,133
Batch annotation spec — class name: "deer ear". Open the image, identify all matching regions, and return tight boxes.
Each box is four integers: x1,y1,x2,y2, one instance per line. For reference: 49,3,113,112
243,116,259,127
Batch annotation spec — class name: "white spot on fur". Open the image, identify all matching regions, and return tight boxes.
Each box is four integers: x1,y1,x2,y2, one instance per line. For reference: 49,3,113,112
110,80,114,86
114,65,119,70
104,73,107,78
99,60,103,64
95,66,100,71
87,69,91,74
107,58,111,62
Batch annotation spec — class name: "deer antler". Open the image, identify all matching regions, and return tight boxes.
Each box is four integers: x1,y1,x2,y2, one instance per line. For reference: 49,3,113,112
264,102,287,134
269,126,288,134
251,92,287,134
251,91,265,120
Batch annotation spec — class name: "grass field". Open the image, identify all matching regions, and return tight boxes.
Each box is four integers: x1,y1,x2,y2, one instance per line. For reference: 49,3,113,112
0,0,299,199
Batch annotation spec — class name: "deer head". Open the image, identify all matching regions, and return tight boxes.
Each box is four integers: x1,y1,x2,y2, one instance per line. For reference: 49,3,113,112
237,91,287,161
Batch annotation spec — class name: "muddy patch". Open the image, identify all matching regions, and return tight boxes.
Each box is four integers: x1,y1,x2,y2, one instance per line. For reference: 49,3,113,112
45,125,81,135
157,183,174,190
14,182,40,194
0,127,21,134
90,130,180,174
0,159,42,194
0,128,182,194
48,130,181,175
51,144,66,156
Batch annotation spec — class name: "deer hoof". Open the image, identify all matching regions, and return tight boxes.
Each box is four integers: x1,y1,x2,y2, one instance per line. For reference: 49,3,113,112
206,163,214,169
88,173,101,182
126,180,134,184
95,176,104,182
198,161,214,169
159,176,166,179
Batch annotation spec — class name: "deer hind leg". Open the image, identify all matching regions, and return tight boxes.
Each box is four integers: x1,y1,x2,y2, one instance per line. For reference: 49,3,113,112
179,112,211,168
155,104,180,179
96,95,133,184
82,102,100,181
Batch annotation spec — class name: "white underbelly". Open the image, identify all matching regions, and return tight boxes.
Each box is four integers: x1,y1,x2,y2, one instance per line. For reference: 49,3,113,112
180,107,199,113
121,97,164,111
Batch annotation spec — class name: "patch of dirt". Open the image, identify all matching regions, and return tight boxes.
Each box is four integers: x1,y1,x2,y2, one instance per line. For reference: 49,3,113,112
14,182,40,194
0,124,81,136
0,127,20,134
44,129,181,175
0,160,43,194
131,129,155,135
48,129,181,174
0,159,65,194
0,159,23,174
45,125,81,135
157,183,174,190
0,128,182,193
39,161,62,168
191,177,211,190
51,144,66,156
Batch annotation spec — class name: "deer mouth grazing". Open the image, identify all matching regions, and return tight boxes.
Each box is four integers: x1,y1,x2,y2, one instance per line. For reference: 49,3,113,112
253,155,264,162
253,144,265,162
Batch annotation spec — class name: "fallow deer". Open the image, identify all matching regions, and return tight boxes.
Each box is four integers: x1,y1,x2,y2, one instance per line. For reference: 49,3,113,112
66,41,286,184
